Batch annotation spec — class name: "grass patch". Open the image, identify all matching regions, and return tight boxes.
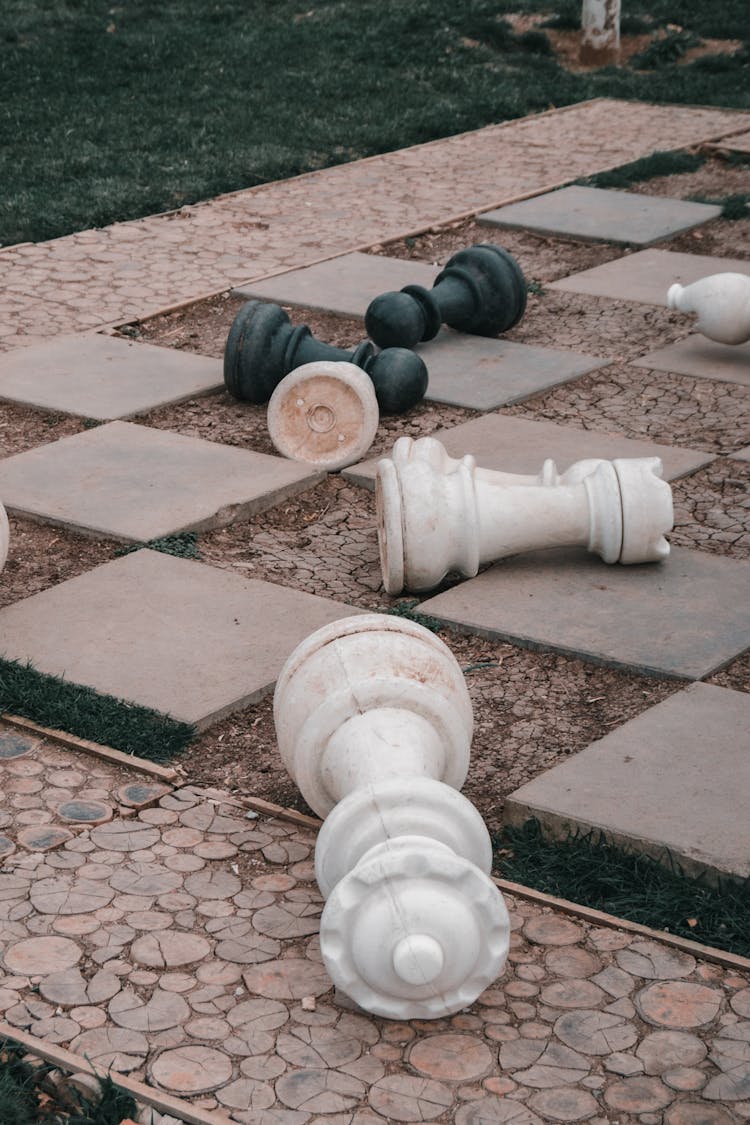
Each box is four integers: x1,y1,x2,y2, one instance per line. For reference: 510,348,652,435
116,531,202,560
2,0,749,246
0,657,195,762
629,28,701,68
384,599,445,633
0,1043,137,1125
579,149,706,188
497,819,750,958
689,192,750,218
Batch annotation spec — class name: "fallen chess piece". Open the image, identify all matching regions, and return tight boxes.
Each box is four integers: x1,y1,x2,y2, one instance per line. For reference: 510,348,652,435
364,243,527,349
267,361,379,470
274,613,510,1019
224,299,428,412
376,436,673,594
0,500,8,573
667,272,750,345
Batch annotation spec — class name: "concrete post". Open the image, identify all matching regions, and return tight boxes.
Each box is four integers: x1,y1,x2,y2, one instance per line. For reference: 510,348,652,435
580,0,621,65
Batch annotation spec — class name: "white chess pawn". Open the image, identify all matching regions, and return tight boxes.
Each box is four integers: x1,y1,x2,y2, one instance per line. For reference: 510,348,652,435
274,613,510,1020
376,436,673,595
0,500,9,574
267,360,379,471
667,273,750,345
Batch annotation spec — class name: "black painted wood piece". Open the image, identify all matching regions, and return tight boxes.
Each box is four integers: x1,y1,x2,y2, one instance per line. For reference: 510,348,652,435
224,300,428,413
364,243,527,349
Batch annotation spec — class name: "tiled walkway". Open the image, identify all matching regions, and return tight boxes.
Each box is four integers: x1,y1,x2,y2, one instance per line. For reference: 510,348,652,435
1,99,749,351
0,725,748,1125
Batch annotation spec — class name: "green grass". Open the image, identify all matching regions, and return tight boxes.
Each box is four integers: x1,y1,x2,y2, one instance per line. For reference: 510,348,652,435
689,192,750,218
497,819,750,959
0,657,195,762
578,149,706,188
116,531,202,560
0,1044,137,1125
1,0,749,246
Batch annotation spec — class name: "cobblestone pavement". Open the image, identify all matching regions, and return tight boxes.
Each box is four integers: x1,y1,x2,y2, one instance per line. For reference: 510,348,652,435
1,726,749,1125
1,99,749,353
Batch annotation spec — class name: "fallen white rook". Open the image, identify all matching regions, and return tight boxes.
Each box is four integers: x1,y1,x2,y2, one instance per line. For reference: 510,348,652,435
376,435,673,594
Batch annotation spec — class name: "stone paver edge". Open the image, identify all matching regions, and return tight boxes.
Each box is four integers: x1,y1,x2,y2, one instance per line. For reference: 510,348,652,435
1,712,178,782
0,1021,231,1125
215,789,750,975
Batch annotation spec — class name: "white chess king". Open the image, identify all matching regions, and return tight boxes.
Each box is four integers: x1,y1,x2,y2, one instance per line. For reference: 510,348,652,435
273,613,510,1019
376,436,674,595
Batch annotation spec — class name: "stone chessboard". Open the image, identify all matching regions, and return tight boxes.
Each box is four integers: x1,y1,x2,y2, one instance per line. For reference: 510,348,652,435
415,330,608,411
549,249,750,306
343,413,714,491
632,334,750,388
418,546,750,681
0,421,324,542
477,186,721,247
505,682,750,883
233,251,439,319
0,549,359,729
0,334,223,421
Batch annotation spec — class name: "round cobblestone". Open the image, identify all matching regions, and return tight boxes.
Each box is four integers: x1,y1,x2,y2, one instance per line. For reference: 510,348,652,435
555,1010,638,1055
527,1087,599,1121
635,981,722,1028
242,958,331,1000
636,1029,707,1074
368,1074,454,1122
455,1096,544,1123
524,916,583,946
150,1044,233,1093
604,1076,674,1113
615,940,696,980
544,948,601,979
731,990,750,1018
109,988,190,1031
663,1066,708,1092
665,1103,737,1125
409,1034,494,1082
216,1076,275,1111
540,980,607,1009
3,936,81,975
69,1027,148,1072
131,932,211,968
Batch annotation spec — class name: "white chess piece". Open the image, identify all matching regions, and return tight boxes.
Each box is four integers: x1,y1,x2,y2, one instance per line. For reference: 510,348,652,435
376,436,673,594
267,360,379,470
274,613,510,1019
0,500,9,574
667,273,750,345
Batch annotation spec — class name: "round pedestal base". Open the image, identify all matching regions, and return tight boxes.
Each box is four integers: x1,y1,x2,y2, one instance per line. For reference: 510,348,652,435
267,361,379,470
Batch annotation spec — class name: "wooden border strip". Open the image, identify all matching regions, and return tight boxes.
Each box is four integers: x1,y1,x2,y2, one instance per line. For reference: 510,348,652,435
1,713,178,782
0,1022,232,1125
216,792,750,973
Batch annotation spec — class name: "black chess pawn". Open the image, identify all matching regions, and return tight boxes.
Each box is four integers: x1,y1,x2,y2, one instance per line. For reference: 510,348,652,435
224,300,428,413
365,243,527,350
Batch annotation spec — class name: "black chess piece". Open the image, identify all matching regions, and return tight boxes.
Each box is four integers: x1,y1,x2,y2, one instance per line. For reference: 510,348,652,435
364,243,527,350
224,300,428,413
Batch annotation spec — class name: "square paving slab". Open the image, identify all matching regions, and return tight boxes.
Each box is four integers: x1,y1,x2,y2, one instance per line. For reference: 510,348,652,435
233,251,439,318
631,334,750,388
549,249,750,306
0,550,358,728
343,412,714,490
419,546,750,680
0,334,223,421
477,186,721,246
0,421,323,542
505,682,750,882
415,330,608,410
